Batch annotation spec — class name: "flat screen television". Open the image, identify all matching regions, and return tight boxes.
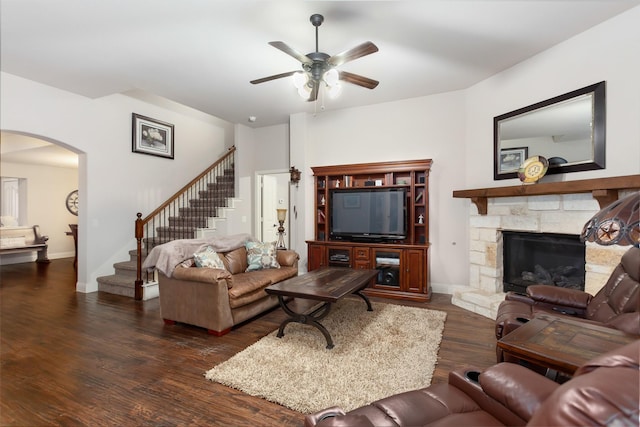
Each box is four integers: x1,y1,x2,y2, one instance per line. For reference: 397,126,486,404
330,188,407,242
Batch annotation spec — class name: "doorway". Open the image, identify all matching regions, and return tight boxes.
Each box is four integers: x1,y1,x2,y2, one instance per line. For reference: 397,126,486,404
255,171,290,247
0,131,79,267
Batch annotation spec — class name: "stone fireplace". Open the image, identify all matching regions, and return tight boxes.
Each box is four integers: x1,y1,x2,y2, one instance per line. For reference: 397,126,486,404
452,192,631,319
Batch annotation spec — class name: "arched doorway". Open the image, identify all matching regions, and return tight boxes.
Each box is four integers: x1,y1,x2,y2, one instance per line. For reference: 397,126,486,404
0,131,81,272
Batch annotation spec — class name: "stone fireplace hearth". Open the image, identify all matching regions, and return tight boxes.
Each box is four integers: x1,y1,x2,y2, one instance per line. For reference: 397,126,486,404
452,192,631,319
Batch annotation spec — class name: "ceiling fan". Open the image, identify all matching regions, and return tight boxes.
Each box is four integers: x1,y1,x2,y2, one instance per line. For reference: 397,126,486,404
250,14,379,102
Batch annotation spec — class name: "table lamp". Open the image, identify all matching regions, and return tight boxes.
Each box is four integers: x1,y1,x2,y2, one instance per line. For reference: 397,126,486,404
276,208,287,249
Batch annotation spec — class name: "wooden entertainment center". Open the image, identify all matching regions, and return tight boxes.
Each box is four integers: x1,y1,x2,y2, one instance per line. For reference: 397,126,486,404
307,159,433,302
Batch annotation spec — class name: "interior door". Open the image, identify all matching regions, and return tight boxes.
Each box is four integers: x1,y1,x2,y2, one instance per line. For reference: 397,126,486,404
261,175,279,243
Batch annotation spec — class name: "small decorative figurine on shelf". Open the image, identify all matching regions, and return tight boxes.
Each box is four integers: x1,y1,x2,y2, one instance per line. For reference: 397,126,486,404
320,195,325,205
335,179,340,188
418,214,424,224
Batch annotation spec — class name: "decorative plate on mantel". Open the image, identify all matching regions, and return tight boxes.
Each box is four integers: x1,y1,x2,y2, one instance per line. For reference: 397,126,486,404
518,156,549,183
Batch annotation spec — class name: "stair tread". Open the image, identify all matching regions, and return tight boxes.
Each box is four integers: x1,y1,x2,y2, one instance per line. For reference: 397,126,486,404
113,260,137,270
155,226,197,231
97,274,135,287
128,249,150,257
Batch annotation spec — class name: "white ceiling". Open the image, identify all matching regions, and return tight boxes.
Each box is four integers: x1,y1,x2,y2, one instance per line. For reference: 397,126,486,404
1,1,639,166
0,132,79,169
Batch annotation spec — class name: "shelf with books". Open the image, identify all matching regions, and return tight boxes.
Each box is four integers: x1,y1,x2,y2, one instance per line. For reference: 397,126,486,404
317,209,326,224
394,173,411,186
315,175,328,240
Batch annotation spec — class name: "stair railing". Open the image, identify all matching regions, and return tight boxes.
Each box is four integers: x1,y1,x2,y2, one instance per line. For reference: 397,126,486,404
134,146,236,300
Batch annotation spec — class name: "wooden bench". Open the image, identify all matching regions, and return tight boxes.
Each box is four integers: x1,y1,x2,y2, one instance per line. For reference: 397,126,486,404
0,225,50,263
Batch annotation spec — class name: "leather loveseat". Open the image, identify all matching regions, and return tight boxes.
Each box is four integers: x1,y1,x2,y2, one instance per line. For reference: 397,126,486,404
304,339,640,427
158,245,299,335
495,246,640,362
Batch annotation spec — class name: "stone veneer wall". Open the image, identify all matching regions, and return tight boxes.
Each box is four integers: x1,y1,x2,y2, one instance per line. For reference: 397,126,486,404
452,192,631,319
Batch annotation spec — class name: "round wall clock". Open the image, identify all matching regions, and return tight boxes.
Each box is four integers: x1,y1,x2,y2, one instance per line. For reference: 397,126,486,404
65,190,79,216
518,156,549,184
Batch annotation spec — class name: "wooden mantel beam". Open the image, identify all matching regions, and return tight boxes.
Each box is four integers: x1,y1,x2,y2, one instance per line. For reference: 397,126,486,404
452,175,640,215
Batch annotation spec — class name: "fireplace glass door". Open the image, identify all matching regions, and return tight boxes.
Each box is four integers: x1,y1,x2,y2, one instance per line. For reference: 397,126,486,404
502,231,585,294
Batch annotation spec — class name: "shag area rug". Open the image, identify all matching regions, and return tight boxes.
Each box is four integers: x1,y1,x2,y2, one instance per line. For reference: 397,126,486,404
204,298,447,414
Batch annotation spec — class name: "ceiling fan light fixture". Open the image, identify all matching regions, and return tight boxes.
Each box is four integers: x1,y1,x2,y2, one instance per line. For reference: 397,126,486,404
297,84,312,100
327,82,342,99
292,71,308,89
323,68,339,86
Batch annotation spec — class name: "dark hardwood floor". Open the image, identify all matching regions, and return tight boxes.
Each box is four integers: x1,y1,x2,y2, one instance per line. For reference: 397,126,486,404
1,259,497,426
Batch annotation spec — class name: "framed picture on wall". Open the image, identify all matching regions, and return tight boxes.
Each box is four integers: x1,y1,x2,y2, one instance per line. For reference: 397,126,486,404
499,147,528,173
132,113,174,159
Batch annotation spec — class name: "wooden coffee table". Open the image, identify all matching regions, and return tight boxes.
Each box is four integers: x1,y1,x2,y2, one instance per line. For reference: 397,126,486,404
265,267,378,349
498,314,637,376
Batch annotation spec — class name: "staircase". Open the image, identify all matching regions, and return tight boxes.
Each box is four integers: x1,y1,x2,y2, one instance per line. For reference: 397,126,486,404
96,248,158,300
97,148,237,299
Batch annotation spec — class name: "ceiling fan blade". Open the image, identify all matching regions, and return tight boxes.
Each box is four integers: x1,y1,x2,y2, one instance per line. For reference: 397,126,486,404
269,41,313,64
250,71,298,85
328,41,378,67
340,71,379,89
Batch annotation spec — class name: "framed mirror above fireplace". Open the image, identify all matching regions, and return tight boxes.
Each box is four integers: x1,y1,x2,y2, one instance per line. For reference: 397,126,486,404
494,81,606,180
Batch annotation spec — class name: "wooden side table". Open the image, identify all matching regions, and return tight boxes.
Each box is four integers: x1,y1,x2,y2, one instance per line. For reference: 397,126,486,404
497,314,637,377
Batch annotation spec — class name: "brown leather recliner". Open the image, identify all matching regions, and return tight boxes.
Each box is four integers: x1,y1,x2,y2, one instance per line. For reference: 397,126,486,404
495,246,640,357
304,340,640,427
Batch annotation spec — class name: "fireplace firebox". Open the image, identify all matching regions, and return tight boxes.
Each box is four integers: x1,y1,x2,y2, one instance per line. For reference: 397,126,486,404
502,231,585,294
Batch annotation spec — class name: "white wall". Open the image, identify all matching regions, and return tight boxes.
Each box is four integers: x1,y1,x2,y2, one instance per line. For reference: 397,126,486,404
0,161,78,263
464,6,640,189
232,123,291,239
1,72,234,292
253,124,290,172
293,6,640,293
292,92,470,290
254,124,291,244
233,124,257,237
289,114,308,262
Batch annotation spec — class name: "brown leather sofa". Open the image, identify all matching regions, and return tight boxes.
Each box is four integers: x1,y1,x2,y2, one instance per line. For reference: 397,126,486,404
304,339,640,427
159,246,299,335
495,246,640,358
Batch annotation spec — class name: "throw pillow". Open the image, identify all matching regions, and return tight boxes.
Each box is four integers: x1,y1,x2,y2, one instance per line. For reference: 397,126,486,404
245,241,280,272
193,246,226,269
178,258,195,268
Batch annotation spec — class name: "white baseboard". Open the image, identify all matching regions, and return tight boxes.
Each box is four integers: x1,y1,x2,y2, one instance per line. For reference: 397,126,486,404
430,281,469,295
